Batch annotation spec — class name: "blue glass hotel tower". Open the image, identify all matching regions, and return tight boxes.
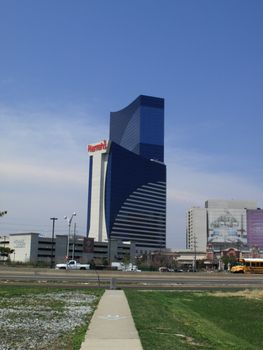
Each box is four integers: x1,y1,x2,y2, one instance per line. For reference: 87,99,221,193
87,95,166,250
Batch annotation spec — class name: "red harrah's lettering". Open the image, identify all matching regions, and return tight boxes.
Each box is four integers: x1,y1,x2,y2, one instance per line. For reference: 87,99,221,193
87,140,108,153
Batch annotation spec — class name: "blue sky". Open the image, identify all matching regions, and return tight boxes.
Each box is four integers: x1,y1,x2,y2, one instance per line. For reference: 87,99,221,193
1,0,263,248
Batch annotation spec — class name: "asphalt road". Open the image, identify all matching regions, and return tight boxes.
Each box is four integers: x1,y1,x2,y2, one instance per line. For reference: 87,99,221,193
1,267,263,289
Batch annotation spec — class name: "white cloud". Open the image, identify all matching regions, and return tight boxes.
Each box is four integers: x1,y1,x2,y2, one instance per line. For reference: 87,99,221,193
0,161,87,185
0,104,108,164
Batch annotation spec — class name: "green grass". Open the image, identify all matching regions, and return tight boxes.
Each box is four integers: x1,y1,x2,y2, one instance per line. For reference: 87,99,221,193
125,290,263,350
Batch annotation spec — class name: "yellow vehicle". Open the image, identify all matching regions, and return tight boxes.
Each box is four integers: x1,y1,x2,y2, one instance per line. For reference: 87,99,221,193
231,258,263,274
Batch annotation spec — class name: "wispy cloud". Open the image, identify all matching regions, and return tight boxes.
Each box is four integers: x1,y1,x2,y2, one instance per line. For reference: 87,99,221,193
0,103,107,166
0,161,87,185
168,152,263,205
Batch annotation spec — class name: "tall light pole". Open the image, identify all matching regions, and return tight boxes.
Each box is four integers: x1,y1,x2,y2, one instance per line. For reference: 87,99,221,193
72,222,76,260
108,236,111,266
64,213,76,260
192,233,197,272
50,217,58,268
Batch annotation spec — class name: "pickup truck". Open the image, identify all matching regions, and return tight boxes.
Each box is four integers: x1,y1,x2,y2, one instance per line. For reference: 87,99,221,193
55,260,90,270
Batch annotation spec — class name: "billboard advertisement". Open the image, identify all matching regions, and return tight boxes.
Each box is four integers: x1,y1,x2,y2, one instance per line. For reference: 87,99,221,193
208,209,247,245
83,238,94,253
247,210,263,248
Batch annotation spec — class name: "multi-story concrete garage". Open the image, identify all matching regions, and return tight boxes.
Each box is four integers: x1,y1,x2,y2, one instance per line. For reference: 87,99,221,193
86,95,167,252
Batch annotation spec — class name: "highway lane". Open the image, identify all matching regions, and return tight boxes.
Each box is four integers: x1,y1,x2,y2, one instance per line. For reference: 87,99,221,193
0,267,263,289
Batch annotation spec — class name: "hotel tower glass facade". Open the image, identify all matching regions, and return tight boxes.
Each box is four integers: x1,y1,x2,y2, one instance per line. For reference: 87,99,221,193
87,95,166,250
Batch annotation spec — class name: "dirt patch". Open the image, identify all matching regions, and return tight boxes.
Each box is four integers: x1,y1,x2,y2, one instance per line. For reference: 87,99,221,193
175,333,202,347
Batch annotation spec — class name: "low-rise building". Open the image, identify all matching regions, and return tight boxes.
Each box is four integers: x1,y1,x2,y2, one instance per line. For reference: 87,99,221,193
0,233,136,265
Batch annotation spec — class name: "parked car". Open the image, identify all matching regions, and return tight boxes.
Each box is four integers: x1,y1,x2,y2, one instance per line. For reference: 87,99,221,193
159,266,169,272
111,262,126,271
125,263,141,272
159,267,183,272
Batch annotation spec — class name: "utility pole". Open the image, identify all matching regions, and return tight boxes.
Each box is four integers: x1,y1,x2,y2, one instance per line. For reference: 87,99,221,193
108,237,111,266
193,234,197,272
50,217,58,268
72,222,76,260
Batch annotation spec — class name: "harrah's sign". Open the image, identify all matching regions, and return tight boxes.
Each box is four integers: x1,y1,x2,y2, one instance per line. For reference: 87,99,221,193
87,140,108,153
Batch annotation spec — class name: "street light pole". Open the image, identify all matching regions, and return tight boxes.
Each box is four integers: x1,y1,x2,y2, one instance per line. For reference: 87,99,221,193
50,217,58,268
108,236,111,266
64,213,76,260
72,222,76,260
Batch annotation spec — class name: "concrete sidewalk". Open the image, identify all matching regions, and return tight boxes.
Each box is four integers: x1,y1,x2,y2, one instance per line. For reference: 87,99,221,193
80,289,143,350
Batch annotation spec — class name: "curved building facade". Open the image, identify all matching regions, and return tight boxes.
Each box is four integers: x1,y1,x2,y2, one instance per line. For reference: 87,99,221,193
87,95,166,251
110,95,164,162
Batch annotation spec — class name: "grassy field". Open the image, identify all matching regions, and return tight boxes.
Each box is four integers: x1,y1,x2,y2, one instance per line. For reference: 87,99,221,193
126,289,263,350
0,285,103,350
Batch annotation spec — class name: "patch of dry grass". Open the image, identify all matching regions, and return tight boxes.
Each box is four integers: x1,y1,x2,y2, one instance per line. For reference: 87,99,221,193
0,288,101,350
208,289,263,300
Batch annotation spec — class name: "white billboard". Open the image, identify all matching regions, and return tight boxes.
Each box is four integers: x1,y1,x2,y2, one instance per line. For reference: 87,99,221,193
208,209,247,245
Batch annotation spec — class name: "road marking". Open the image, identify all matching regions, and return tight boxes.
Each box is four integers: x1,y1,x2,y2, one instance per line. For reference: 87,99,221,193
98,314,127,321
